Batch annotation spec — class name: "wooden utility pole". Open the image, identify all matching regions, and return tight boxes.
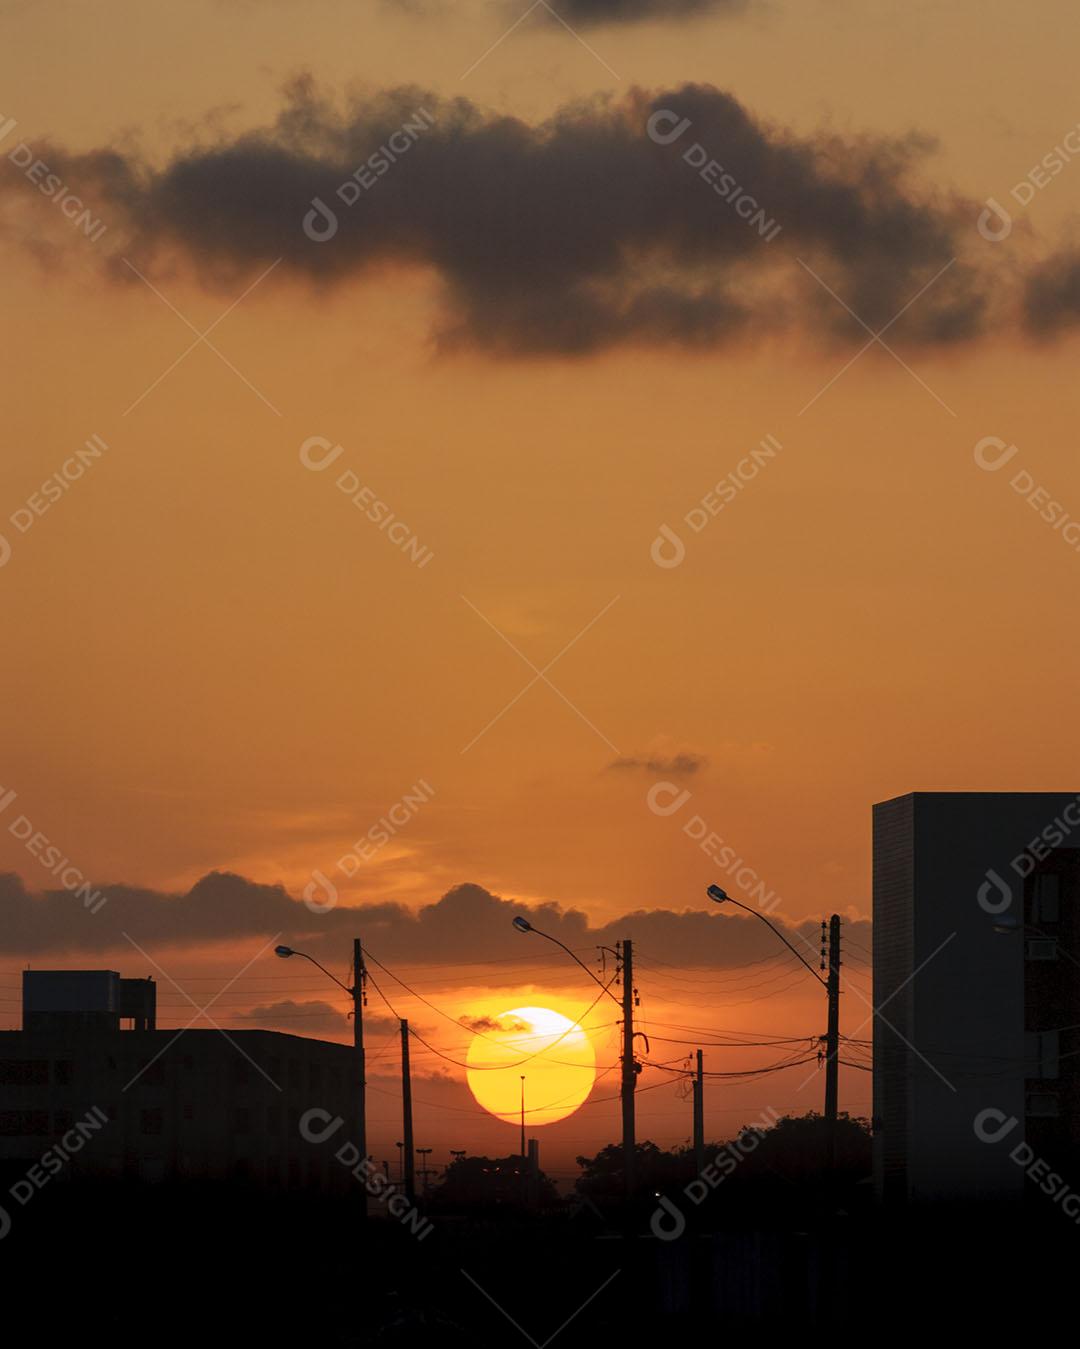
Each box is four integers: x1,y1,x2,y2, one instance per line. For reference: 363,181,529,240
620,939,637,1197
693,1049,705,1177
823,915,841,1169
401,1018,415,1202
352,938,367,1218
519,1076,526,1158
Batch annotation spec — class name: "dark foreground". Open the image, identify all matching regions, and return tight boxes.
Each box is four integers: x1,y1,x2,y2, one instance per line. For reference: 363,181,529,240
3,1179,1074,1344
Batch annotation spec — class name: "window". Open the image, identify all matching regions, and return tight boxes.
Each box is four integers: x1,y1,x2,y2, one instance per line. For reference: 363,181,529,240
289,1061,302,1089
53,1110,74,1134
137,1060,166,1087
140,1108,164,1136
54,1060,73,1086
0,1111,49,1137
1027,1092,1060,1117
1026,938,1058,961
1033,873,1061,924
267,1104,282,1134
0,1060,49,1086
182,1104,194,1121
231,1060,250,1087
1025,1030,1060,1079
308,1063,322,1092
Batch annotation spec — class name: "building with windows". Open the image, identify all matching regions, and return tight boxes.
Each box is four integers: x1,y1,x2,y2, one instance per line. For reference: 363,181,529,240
0,970,357,1189
873,791,1080,1204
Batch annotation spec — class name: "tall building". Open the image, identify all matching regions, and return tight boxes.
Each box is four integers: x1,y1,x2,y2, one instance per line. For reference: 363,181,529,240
0,970,357,1189
873,792,1080,1204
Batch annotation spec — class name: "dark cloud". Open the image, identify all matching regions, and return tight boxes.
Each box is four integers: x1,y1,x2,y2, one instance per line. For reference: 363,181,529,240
609,751,706,775
0,872,868,979
458,1013,532,1032
1022,250,1080,334
236,1000,402,1037
542,0,745,25
6,80,995,355
238,998,347,1032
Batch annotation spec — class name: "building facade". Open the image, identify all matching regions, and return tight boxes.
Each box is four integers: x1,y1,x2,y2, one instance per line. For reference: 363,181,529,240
873,791,1080,1204
0,972,358,1190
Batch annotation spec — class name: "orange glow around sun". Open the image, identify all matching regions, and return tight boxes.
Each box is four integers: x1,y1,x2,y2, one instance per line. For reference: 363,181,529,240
464,1006,597,1126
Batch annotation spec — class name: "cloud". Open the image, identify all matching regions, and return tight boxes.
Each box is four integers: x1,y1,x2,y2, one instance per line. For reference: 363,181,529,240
609,751,706,775
0,871,869,979
1023,249,1080,333
236,999,402,1037
3,79,1000,355
541,0,746,25
458,1013,533,1032
238,998,346,1032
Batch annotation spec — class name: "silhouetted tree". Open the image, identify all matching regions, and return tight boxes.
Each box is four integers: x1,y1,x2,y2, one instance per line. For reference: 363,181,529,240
574,1113,873,1220
574,1140,693,1202
428,1152,558,1212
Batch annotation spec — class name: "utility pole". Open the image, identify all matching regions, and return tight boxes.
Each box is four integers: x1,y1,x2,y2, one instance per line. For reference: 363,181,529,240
401,1019,415,1202
620,939,637,1198
417,1147,433,1195
823,915,841,1170
693,1049,704,1177
352,938,367,1218
519,1076,526,1159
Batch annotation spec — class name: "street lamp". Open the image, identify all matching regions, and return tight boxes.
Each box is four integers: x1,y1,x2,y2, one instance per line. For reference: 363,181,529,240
513,915,636,1198
705,887,827,986
276,940,367,1213
511,917,621,1005
707,885,840,1170
275,944,353,992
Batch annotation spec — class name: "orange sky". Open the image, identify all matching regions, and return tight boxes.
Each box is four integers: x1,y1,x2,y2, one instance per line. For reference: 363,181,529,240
2,0,1079,1169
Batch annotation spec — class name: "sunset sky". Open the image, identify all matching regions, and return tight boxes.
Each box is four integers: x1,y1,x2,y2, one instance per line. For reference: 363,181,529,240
2,0,1079,1176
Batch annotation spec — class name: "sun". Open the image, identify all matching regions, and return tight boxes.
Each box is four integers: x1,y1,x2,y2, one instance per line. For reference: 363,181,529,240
464,1005,597,1127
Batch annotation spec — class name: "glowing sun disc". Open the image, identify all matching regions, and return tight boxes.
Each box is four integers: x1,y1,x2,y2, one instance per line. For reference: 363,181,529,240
465,1005,596,1126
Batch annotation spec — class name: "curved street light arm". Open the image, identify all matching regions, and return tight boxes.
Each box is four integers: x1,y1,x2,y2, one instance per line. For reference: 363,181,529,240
513,921,623,1006
712,893,828,988
289,948,355,996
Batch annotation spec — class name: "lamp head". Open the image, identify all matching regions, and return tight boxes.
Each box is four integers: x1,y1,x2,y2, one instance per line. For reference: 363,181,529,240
274,945,296,958
706,885,730,904
512,916,533,934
